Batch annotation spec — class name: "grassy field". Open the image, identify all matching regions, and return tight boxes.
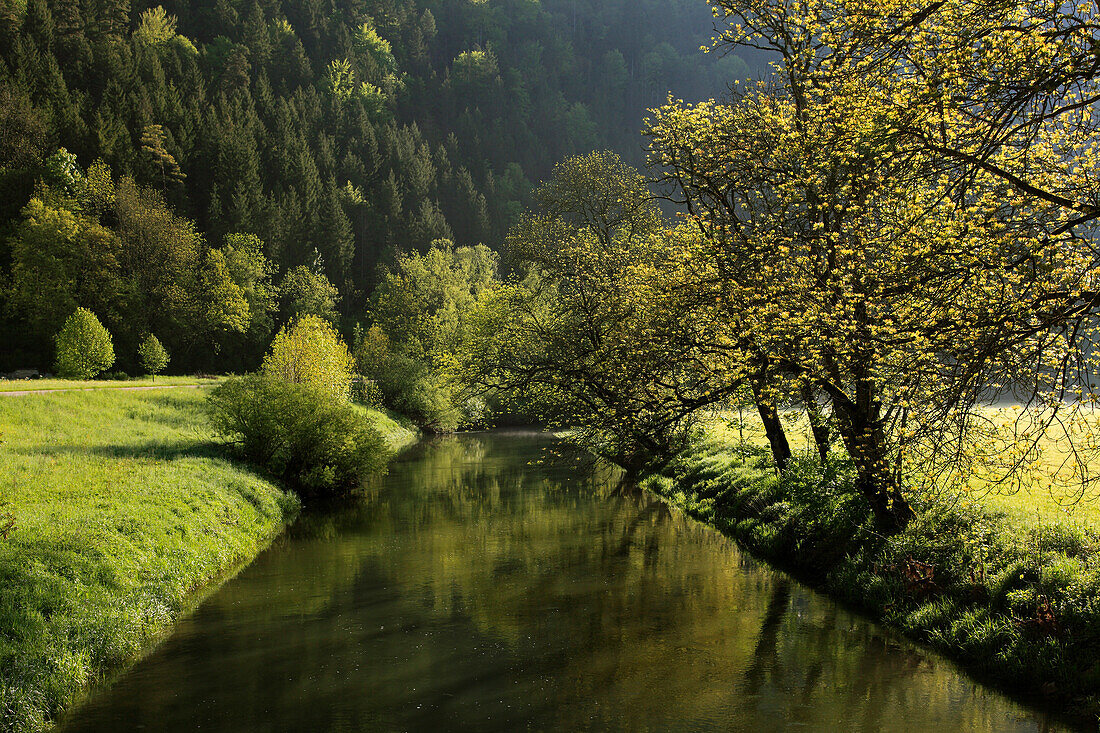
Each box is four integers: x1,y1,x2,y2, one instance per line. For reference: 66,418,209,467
0,388,415,732
0,376,221,393
704,408,1100,531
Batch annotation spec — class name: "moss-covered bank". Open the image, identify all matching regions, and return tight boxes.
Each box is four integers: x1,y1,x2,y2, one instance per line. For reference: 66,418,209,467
0,389,416,733
640,433,1100,726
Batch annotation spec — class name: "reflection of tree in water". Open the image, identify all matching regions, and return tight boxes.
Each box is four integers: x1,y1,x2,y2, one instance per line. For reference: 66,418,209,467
61,434,1067,733
742,578,791,693
353,436,1058,731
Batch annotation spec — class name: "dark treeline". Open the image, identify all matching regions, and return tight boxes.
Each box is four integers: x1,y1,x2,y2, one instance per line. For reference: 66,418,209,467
0,0,747,372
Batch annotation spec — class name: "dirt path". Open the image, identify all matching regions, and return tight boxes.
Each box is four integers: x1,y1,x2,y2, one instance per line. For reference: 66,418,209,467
0,385,208,397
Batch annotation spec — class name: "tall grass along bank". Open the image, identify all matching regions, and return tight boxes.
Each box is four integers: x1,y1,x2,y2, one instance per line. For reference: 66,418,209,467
0,388,391,733
640,428,1100,725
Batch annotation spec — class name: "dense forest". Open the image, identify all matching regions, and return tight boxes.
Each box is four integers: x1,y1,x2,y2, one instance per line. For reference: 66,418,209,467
0,0,750,372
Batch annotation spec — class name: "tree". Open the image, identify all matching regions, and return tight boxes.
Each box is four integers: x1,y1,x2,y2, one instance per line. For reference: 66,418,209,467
215,233,278,368
137,333,169,378
280,265,340,324
114,177,205,354
806,0,1100,240
200,248,250,335
646,0,1100,531
262,315,354,400
42,148,83,196
363,239,499,431
140,124,185,191
466,153,736,471
133,6,176,46
55,308,115,379
7,198,122,350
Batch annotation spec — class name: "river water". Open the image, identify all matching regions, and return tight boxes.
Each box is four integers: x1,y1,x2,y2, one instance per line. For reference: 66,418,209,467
60,433,1072,732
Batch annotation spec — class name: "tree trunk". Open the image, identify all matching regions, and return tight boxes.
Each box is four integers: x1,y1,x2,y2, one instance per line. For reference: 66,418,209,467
833,398,915,533
800,380,830,464
749,361,791,471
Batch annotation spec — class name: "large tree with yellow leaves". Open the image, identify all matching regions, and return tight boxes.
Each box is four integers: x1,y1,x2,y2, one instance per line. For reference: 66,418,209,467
648,0,1100,531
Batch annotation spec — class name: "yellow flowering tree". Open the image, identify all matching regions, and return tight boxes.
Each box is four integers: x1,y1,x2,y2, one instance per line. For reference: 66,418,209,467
646,0,1100,531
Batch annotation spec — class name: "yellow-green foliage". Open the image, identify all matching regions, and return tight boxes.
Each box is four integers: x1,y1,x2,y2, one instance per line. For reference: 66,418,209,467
132,6,178,47
363,240,498,431
136,333,170,377
354,19,397,74
206,375,389,496
0,390,298,732
54,308,115,379
642,0,1100,529
262,315,354,400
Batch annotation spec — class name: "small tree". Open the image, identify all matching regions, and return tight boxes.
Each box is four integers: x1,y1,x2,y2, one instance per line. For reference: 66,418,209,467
137,333,170,380
55,308,115,379
262,315,354,400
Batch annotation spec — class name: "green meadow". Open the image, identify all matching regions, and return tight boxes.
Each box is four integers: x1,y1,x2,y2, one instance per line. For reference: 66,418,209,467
705,408,1100,532
0,388,414,732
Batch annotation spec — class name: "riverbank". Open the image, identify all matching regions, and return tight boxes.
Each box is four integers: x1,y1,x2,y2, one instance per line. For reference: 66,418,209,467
640,428,1100,726
0,389,416,733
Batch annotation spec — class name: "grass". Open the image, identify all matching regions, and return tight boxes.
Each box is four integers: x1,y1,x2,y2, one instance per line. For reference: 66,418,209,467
643,416,1100,724
0,376,221,392
0,387,418,732
360,406,419,453
0,387,417,733
704,407,1100,531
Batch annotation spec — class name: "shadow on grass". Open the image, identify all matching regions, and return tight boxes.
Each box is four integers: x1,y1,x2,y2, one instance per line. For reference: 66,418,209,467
15,440,225,462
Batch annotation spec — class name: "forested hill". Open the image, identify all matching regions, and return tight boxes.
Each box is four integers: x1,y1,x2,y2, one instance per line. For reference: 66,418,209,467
0,0,747,371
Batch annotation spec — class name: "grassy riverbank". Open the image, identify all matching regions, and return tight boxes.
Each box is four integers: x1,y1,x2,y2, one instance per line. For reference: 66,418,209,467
0,389,415,733
641,425,1100,724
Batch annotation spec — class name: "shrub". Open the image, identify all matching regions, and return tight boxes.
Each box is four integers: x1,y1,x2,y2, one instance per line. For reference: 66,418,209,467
349,375,383,407
262,315,353,400
206,375,389,498
137,333,170,379
54,308,115,379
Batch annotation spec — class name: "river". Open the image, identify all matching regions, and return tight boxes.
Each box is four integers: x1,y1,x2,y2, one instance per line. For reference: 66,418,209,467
59,433,1072,731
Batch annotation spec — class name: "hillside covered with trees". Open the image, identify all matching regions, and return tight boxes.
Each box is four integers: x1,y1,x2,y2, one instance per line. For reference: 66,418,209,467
0,0,748,372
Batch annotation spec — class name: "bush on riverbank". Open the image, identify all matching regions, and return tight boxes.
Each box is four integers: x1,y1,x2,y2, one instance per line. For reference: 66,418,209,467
207,375,390,499
0,390,299,733
642,435,1100,722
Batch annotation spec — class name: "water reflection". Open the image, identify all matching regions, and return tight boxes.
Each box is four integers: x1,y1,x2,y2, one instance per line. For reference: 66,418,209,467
60,433,1073,732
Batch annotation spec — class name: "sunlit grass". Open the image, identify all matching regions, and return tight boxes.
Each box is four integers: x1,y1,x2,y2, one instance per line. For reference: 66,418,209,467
361,406,420,452
0,387,419,732
702,405,1100,531
0,389,298,732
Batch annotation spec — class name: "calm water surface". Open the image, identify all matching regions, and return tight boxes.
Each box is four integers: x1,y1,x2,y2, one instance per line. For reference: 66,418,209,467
61,433,1073,732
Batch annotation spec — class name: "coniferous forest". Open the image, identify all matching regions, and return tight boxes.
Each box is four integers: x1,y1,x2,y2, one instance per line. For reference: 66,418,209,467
0,0,749,372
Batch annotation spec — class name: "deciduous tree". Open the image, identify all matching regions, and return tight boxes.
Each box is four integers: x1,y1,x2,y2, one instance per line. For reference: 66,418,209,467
55,308,115,379
647,0,1100,531
137,333,169,378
